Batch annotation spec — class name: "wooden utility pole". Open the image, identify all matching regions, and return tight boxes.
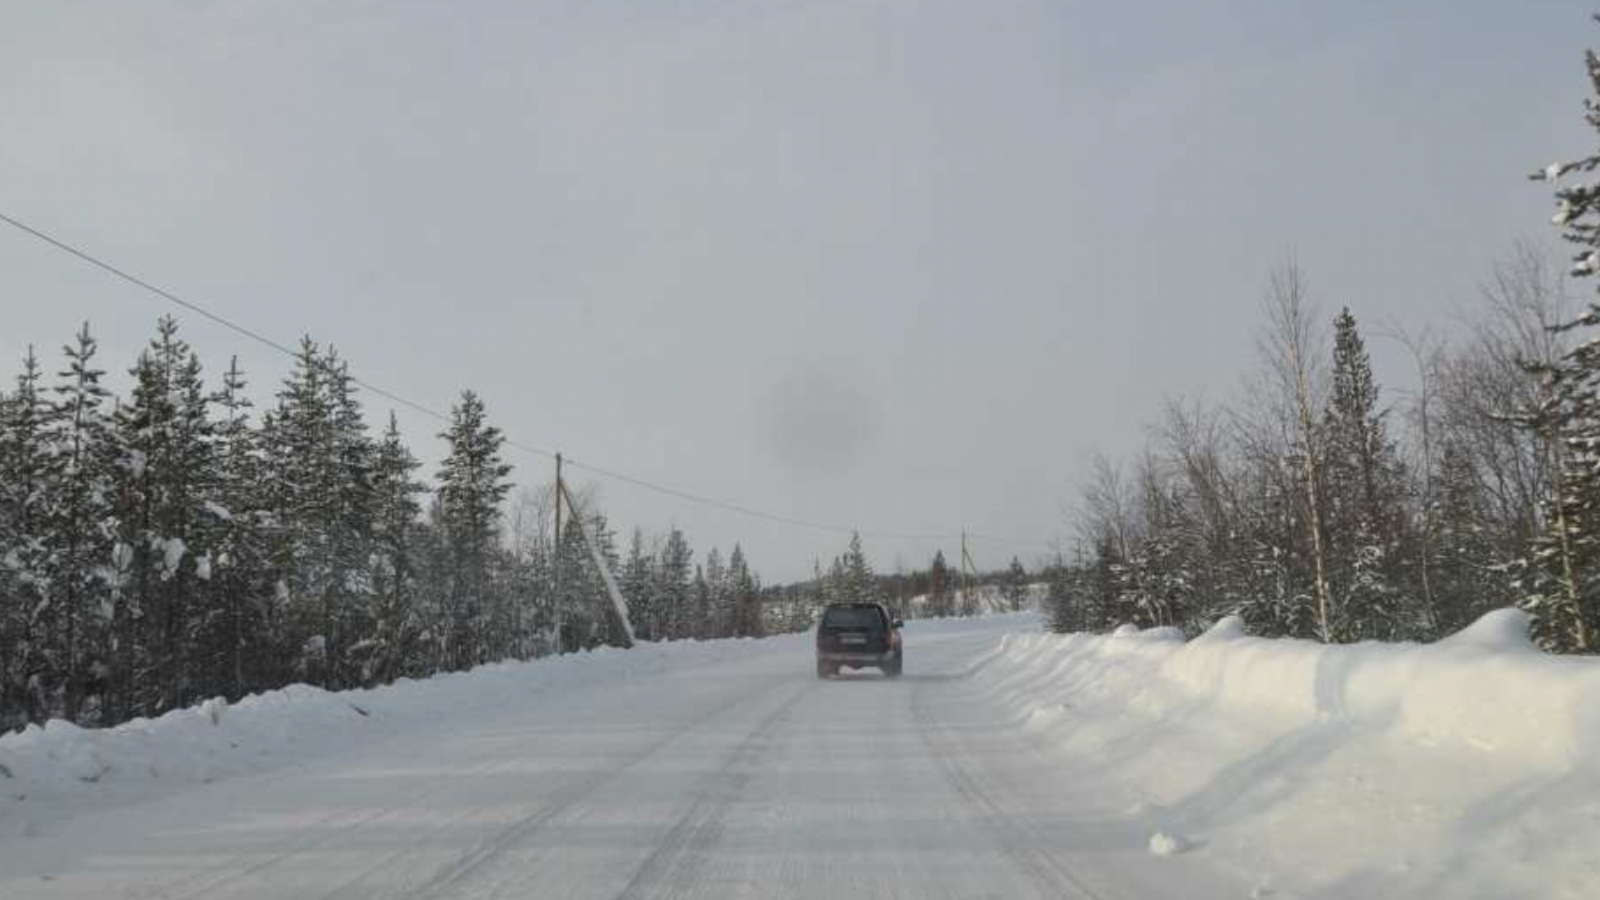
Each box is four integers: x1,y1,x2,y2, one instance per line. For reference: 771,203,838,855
557,478,637,648
554,452,564,655
960,530,977,615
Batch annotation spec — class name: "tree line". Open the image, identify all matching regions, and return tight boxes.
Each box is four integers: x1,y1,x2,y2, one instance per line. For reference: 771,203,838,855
1042,28,1600,652
0,320,787,730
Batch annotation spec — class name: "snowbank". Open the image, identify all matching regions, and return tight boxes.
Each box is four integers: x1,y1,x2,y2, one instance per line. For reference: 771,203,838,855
990,610,1600,766
976,610,1600,899
0,634,805,832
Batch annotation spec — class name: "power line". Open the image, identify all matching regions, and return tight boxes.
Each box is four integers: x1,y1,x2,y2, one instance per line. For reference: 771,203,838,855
0,209,1056,552
562,456,951,542
0,210,503,451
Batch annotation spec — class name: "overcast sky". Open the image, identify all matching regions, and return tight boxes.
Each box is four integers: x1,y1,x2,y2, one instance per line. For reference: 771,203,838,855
1,0,1593,581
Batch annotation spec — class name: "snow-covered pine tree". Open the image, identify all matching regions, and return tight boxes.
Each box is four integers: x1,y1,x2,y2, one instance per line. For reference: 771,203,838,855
1004,556,1028,612
259,337,334,684
690,564,710,640
1121,480,1200,631
411,496,455,671
701,547,726,639
319,352,377,686
928,550,952,618
1518,38,1600,653
1085,536,1122,632
435,390,512,669
655,528,693,640
42,324,115,721
154,327,217,711
551,507,579,651
1232,453,1318,639
727,544,763,638
1321,308,1413,641
202,356,270,698
562,508,623,649
1044,557,1077,634
840,532,875,604
1511,318,1600,652
586,513,625,645
0,348,52,724
1429,440,1503,635
620,528,655,641
108,318,217,716
367,412,423,683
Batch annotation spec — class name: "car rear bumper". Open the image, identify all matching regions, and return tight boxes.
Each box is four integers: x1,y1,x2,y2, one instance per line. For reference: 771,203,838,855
817,650,896,667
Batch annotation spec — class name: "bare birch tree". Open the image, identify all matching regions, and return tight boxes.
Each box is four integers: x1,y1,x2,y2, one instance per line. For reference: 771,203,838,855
1257,258,1333,641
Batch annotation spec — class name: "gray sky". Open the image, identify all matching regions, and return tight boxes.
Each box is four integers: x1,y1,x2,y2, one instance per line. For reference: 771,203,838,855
0,0,1592,581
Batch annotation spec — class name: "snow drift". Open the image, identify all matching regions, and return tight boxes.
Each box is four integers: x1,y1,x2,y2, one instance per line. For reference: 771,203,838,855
977,610,1600,899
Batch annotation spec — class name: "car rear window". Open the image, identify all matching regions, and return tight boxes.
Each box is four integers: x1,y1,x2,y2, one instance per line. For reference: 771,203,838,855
822,607,883,630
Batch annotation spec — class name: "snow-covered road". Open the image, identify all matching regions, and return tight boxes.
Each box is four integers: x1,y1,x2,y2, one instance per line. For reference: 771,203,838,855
5,612,1598,899
2,615,1248,899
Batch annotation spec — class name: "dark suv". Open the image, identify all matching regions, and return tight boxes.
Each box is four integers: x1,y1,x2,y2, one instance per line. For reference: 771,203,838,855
816,602,903,678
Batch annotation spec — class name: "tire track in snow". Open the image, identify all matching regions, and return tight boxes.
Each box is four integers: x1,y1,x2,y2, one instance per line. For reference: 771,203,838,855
911,675,1111,900
138,671,795,900
356,673,806,900
606,678,811,900
138,741,541,900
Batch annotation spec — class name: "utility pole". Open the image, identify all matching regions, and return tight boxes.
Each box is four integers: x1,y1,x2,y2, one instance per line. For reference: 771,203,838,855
960,530,979,616
960,530,970,616
554,452,564,656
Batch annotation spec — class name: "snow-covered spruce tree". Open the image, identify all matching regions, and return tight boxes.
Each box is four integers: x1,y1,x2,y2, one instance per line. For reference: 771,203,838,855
435,390,512,669
0,380,15,727
411,497,455,671
1510,319,1600,652
654,528,693,640
1231,448,1319,639
1004,556,1028,612
928,549,952,617
804,558,828,625
366,412,424,684
41,324,115,722
703,546,727,639
728,544,763,638
620,528,655,641
258,337,333,684
109,318,217,717
0,348,52,724
689,564,710,639
1119,480,1200,631
319,353,377,687
200,356,271,699
556,507,624,650
1429,440,1505,634
257,342,378,687
1320,308,1415,641
552,505,584,650
1085,536,1124,632
839,532,876,605
1044,557,1080,634
1517,40,1600,653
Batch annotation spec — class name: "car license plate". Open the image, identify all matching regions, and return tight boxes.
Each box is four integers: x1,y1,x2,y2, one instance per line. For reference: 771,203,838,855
841,634,867,645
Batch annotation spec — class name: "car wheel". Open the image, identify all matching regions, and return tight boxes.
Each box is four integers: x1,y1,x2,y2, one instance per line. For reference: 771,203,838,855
817,660,832,679
884,652,903,678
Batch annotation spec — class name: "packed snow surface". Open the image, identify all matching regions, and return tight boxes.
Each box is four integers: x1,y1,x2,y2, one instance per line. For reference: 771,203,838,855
2,610,1598,899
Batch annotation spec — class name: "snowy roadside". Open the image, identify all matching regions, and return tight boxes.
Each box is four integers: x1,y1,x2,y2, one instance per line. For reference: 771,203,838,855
0,613,1023,840
0,633,810,836
975,611,1600,899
